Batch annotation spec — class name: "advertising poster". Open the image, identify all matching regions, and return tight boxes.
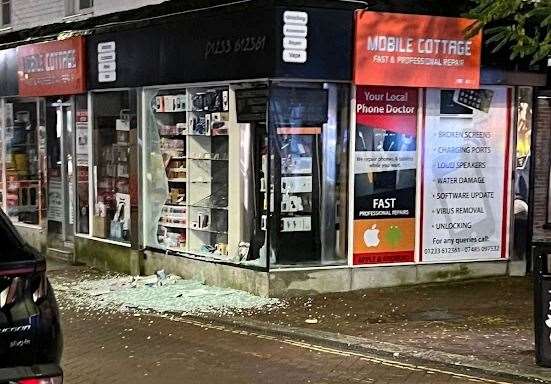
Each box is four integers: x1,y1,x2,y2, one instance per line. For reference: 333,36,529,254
354,11,482,89
47,178,63,222
76,110,88,166
353,86,418,265
421,87,510,262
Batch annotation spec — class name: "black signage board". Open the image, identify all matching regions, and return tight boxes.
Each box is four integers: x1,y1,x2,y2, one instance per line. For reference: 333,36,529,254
236,87,269,123
87,5,354,90
0,48,18,97
273,6,353,81
88,7,276,89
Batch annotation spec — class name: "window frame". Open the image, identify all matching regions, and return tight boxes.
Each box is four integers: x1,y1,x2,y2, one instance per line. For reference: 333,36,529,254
0,0,11,28
65,0,93,16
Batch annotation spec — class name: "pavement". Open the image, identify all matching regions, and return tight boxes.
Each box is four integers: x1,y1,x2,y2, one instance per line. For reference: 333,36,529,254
233,276,543,381
47,262,544,384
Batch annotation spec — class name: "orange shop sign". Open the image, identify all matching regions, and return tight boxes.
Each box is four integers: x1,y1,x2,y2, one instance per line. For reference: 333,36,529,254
354,11,482,89
17,36,86,97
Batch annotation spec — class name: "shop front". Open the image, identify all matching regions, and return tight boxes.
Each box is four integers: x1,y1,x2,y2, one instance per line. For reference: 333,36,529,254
0,37,87,260
77,1,355,290
0,4,542,296
349,10,544,283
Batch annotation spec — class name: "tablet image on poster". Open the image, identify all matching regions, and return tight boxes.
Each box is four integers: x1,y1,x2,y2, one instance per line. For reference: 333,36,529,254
353,86,417,265
421,87,510,262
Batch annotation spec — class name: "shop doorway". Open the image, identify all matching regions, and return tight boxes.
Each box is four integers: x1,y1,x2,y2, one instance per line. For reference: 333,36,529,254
46,98,75,262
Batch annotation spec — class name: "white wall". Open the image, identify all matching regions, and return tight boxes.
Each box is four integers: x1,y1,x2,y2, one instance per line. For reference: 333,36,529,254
7,0,167,33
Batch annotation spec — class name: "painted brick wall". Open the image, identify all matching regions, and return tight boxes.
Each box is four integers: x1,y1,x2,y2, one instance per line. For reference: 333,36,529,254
10,0,65,31
7,0,166,32
93,0,165,16
532,93,551,242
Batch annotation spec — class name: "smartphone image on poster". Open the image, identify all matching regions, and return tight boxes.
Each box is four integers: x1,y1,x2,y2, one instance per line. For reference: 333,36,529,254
453,89,494,113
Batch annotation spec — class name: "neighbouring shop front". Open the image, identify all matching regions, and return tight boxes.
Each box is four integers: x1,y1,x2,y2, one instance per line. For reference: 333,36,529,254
0,37,87,261
350,11,544,278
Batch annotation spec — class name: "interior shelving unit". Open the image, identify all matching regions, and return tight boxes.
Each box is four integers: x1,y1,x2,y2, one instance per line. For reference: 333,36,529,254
151,86,230,258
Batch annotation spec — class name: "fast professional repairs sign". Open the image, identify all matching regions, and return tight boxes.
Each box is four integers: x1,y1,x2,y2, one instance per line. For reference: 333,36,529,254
353,86,418,265
354,11,482,89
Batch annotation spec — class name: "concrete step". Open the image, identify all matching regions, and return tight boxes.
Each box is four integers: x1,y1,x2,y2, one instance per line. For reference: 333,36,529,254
47,248,73,264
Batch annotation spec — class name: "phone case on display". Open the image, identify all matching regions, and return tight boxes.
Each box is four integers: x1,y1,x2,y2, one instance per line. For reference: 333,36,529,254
192,94,204,111
116,118,130,131
110,220,124,240
222,90,229,111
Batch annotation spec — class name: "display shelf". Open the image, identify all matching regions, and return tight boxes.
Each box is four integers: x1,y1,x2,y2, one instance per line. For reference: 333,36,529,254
189,192,228,210
164,202,187,207
146,86,231,258
159,222,187,229
189,204,228,210
167,246,187,253
189,227,228,235
188,157,228,161
160,134,186,138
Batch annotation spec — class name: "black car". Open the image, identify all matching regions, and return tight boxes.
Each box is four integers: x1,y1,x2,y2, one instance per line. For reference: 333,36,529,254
0,211,62,383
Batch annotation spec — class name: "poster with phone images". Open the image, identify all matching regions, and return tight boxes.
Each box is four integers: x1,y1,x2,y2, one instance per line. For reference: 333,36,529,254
421,87,510,262
353,86,418,265
76,110,88,166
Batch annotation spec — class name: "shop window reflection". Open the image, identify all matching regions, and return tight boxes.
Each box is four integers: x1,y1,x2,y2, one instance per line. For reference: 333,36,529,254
91,91,136,243
4,100,41,226
268,83,349,267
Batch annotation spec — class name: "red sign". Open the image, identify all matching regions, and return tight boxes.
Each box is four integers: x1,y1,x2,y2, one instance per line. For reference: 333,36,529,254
17,36,86,97
356,86,418,136
354,11,482,89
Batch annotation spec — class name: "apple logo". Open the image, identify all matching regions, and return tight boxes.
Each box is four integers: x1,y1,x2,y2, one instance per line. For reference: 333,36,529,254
363,224,380,247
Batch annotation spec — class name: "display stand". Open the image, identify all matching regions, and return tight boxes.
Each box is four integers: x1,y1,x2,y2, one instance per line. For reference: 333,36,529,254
151,86,230,258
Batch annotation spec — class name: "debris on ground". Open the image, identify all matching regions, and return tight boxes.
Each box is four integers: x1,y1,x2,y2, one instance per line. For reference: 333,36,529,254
51,270,282,317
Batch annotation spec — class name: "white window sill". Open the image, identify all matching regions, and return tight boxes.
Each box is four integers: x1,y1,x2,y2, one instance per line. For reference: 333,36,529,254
0,26,13,33
62,10,94,22
75,233,132,248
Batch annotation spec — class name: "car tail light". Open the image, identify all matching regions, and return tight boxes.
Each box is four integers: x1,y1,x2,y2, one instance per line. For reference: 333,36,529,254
0,277,23,308
18,376,62,384
32,272,48,303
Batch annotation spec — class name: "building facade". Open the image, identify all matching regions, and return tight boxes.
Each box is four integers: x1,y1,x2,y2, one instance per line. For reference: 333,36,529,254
0,0,545,296
0,0,164,32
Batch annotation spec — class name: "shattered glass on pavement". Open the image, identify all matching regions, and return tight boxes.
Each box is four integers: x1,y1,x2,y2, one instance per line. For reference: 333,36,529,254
51,270,281,317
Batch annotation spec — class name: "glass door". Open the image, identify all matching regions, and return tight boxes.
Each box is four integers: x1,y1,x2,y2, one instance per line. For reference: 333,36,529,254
46,98,75,254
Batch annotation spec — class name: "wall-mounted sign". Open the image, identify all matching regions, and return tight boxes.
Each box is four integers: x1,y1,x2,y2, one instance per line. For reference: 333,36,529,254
17,36,86,97
87,6,352,89
354,11,482,89
420,87,510,262
282,10,308,63
353,86,418,265
97,41,116,83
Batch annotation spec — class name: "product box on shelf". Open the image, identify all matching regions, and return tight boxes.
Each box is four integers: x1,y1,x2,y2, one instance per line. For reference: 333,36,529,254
116,118,130,131
93,215,110,238
153,95,186,113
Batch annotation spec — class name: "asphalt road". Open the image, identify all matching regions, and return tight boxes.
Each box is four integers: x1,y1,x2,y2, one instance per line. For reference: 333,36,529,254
58,304,525,384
